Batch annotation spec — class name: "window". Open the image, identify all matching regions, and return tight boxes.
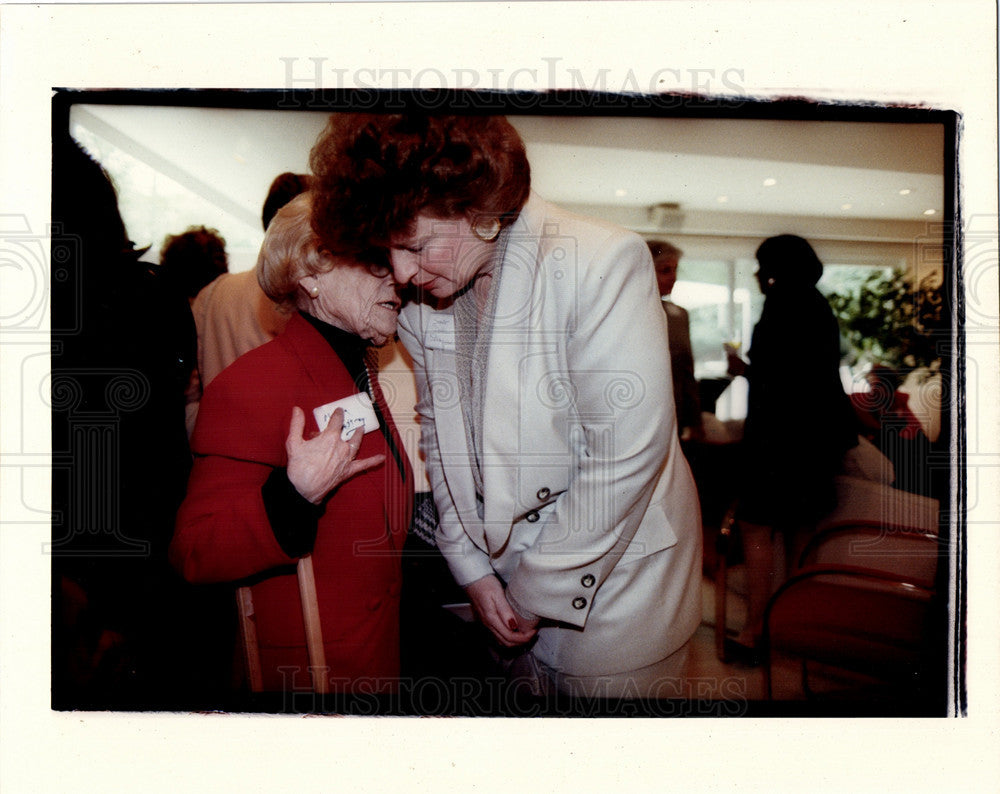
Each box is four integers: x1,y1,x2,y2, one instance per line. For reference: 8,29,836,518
670,258,896,419
70,117,264,270
671,257,758,419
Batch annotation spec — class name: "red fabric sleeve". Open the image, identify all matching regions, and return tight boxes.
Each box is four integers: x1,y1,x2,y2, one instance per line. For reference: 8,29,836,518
171,452,297,583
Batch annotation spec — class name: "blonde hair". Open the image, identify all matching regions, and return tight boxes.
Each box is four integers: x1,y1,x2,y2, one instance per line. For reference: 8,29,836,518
256,192,332,310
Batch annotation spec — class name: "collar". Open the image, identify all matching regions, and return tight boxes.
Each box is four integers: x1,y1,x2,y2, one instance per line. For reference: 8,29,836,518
298,311,369,366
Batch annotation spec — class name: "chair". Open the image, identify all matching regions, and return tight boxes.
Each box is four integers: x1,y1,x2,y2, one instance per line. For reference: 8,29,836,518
713,473,942,704
714,474,940,645
762,522,942,702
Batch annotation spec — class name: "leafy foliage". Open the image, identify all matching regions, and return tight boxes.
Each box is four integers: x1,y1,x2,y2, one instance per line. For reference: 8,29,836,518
827,268,947,371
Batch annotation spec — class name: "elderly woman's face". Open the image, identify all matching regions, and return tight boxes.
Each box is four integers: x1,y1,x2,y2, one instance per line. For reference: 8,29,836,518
300,258,401,346
388,213,495,298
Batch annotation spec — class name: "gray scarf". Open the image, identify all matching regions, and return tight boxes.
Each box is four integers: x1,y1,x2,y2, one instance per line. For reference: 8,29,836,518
452,227,510,509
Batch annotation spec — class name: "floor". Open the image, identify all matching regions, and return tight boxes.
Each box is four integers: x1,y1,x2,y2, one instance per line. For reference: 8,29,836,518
685,574,767,703
686,624,764,701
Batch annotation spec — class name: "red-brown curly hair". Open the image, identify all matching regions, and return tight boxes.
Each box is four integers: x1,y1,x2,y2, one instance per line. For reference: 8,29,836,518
308,113,531,254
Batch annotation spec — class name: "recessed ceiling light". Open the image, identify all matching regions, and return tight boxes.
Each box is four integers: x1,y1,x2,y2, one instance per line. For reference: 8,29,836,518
763,178,777,187
924,209,937,216
841,203,853,211
898,188,912,195
716,195,729,203
614,188,627,197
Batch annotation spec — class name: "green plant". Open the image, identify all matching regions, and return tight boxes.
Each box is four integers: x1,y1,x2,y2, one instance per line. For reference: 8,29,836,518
827,268,946,372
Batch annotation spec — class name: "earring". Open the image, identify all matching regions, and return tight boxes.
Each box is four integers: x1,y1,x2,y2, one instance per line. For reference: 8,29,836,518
472,217,501,242
309,285,320,298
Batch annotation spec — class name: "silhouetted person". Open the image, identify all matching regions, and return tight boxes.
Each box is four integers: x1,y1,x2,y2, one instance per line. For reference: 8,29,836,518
159,225,229,301
262,172,313,230
51,133,232,709
184,173,311,433
725,234,857,659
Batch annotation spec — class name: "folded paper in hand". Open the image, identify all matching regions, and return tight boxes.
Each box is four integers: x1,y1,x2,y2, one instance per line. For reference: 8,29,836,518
313,392,380,440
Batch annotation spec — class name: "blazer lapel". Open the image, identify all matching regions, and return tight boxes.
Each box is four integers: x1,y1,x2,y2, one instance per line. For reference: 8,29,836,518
481,197,546,546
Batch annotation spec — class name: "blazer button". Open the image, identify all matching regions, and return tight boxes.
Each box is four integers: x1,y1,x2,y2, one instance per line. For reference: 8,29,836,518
581,574,595,588
536,487,551,501
572,596,587,610
526,511,540,523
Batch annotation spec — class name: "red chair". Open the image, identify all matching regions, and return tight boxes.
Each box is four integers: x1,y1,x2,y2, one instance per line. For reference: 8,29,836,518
714,474,940,669
762,523,942,702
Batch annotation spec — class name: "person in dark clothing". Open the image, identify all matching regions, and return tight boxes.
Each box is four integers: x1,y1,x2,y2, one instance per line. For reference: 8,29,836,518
50,134,233,709
725,234,858,658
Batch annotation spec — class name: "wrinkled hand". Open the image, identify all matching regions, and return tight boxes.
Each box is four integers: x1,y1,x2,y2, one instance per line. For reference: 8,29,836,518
465,575,538,647
285,406,385,505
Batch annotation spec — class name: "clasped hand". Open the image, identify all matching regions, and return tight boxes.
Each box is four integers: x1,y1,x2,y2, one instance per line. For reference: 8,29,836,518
465,575,539,647
285,406,385,505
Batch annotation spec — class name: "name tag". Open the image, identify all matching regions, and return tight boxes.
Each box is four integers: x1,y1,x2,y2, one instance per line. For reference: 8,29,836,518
425,313,456,351
313,392,380,440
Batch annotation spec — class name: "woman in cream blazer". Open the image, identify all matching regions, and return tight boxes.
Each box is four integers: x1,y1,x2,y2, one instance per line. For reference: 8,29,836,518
309,113,702,698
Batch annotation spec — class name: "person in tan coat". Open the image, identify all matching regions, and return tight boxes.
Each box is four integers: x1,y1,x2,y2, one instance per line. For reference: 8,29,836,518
184,173,311,434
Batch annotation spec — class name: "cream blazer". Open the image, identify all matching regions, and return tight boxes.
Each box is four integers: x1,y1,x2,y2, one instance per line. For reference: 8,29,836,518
397,194,702,677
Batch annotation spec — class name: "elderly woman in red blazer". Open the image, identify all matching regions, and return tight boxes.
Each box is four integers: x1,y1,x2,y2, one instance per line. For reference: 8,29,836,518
170,192,412,694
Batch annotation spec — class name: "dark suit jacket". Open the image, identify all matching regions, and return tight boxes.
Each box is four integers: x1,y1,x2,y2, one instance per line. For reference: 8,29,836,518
663,300,701,432
171,312,413,692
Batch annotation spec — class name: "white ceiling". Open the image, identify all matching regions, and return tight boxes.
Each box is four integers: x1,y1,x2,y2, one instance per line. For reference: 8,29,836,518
511,115,944,220
72,104,946,237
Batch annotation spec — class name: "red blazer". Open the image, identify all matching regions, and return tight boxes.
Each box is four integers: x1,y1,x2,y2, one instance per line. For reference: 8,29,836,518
171,312,413,692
